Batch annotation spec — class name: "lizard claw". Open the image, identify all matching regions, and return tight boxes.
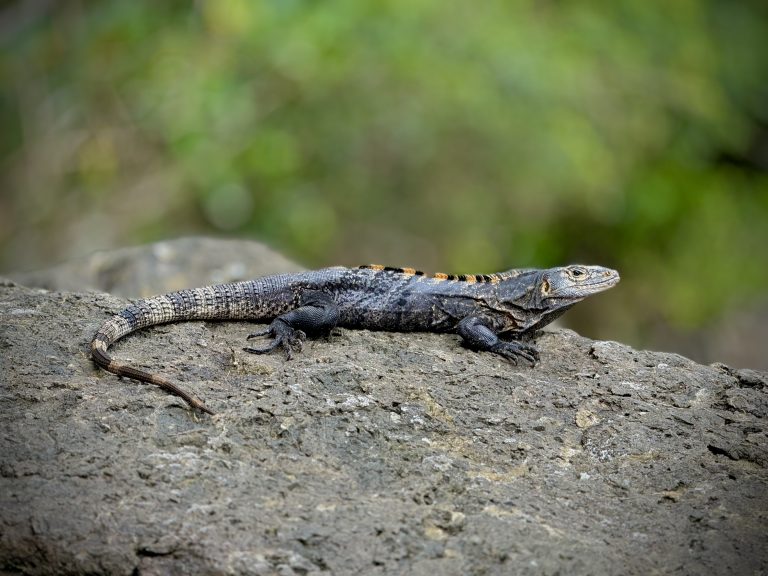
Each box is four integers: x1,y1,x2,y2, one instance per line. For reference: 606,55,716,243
490,340,540,366
244,322,306,360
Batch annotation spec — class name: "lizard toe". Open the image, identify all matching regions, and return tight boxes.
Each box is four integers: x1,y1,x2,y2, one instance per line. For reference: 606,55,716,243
246,328,271,340
243,342,279,355
491,340,540,367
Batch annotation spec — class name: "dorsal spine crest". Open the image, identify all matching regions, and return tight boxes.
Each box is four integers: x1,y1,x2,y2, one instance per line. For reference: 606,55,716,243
359,265,500,283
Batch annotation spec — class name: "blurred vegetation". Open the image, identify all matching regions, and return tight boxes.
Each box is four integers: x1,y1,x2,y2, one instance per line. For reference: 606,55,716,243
1,0,767,363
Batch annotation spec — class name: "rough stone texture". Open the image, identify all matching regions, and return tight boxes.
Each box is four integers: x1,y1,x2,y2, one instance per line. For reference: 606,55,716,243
1,239,766,575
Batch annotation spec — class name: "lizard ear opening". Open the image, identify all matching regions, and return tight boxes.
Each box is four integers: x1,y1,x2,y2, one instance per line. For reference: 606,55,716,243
541,278,551,295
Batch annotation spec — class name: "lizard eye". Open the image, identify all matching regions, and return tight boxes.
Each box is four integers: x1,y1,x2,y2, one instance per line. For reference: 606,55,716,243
569,267,586,279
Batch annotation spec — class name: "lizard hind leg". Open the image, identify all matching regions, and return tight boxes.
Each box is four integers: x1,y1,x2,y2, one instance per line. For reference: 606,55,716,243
244,291,339,360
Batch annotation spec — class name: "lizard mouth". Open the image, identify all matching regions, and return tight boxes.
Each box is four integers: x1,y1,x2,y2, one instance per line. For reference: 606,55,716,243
590,269,620,289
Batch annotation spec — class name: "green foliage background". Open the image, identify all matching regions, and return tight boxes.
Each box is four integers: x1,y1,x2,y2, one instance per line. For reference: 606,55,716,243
1,1,767,360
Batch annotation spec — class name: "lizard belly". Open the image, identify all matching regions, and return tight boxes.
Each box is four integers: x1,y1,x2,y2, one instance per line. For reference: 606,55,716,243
338,299,459,333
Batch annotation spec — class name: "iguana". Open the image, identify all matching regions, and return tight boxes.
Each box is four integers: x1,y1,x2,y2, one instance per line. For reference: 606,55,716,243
91,264,619,415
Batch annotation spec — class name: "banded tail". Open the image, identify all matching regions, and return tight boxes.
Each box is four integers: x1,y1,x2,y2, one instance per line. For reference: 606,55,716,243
91,281,276,415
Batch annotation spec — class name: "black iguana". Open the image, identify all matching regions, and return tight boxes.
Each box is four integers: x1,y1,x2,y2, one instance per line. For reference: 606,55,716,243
91,264,620,415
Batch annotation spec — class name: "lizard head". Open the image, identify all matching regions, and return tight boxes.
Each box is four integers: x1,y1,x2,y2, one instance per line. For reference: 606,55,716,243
492,264,620,334
539,265,620,302
488,264,619,334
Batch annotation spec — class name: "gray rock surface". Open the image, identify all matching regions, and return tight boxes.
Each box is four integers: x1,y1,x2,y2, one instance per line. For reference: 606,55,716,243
1,239,766,575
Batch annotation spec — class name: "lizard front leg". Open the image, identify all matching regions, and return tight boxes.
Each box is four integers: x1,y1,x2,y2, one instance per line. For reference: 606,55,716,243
457,316,539,366
244,291,339,359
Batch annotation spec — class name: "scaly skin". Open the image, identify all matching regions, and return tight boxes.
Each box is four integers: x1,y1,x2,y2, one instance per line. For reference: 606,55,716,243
91,264,620,415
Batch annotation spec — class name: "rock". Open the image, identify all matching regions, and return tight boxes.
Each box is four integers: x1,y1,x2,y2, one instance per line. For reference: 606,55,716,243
8,236,303,297
1,239,766,575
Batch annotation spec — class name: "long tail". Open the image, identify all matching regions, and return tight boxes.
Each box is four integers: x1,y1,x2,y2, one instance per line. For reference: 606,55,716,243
90,281,284,415
91,334,215,414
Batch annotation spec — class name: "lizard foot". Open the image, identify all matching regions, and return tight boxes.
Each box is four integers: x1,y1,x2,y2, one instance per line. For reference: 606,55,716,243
490,340,540,366
244,320,306,360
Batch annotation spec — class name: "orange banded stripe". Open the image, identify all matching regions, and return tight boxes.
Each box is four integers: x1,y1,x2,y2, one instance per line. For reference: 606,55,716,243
475,274,501,284
360,265,500,283
360,265,425,276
